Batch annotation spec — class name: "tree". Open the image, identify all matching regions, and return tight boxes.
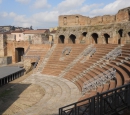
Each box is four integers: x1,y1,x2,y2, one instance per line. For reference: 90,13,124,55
30,26,33,30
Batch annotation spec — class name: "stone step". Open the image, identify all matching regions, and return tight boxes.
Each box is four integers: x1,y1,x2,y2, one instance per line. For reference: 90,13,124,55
14,73,81,115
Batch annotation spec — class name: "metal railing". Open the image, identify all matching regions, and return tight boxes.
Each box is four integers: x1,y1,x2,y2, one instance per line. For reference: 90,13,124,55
105,46,122,60
73,46,122,83
82,68,116,94
59,83,130,115
59,45,95,77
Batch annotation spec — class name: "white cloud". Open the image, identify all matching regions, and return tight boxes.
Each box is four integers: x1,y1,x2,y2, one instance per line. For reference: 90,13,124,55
1,12,8,17
57,0,85,12
90,0,130,16
0,0,130,28
32,11,59,22
15,0,31,4
32,0,51,9
9,12,17,18
80,4,103,13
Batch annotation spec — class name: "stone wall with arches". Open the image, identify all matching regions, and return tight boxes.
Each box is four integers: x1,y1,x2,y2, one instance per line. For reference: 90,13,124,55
59,7,130,27
55,21,130,45
56,7,130,45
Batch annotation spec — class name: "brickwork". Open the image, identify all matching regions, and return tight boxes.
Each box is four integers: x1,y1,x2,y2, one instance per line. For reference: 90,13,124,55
56,7,130,45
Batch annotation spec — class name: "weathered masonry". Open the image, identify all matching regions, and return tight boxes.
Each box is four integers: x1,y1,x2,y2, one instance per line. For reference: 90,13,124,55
55,7,130,45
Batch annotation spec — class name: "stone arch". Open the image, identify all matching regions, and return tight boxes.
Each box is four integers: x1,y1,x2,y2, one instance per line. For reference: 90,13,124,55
91,33,98,44
81,32,87,41
15,47,24,62
58,35,65,44
128,32,130,37
104,33,110,44
69,34,76,44
118,29,123,44
82,32,87,37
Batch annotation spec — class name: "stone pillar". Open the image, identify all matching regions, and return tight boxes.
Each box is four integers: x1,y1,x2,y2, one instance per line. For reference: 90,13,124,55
98,37,103,44
0,34,5,57
113,30,119,44
121,37,127,45
64,38,68,44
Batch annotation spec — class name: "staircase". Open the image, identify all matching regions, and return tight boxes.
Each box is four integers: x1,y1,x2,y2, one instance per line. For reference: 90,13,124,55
34,44,57,73
58,45,95,78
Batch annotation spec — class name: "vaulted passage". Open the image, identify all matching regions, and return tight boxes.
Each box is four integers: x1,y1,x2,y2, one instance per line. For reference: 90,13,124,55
59,35,65,44
91,33,98,44
82,32,87,37
127,32,130,44
104,34,110,44
15,48,24,62
69,34,76,44
128,32,130,37
118,29,123,44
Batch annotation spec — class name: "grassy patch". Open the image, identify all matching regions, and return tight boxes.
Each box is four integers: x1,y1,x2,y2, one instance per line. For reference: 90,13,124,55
0,88,14,98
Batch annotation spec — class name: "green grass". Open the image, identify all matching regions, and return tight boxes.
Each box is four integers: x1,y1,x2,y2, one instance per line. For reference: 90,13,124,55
0,88,14,98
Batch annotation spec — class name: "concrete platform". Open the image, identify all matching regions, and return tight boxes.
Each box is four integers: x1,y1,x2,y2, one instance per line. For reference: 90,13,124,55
0,66,24,79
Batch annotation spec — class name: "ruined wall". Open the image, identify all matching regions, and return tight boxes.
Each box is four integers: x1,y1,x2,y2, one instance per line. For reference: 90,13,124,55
0,34,4,57
59,15,87,27
116,7,130,22
56,21,130,45
0,56,12,66
6,34,15,41
59,7,130,27
32,34,43,44
102,15,116,24
56,7,130,45
6,41,30,63
0,34,7,57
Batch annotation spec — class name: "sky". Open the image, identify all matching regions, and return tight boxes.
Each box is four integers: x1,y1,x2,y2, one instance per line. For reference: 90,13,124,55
0,0,130,29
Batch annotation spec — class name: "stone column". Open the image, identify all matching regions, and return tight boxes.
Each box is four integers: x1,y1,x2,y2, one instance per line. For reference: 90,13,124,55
0,34,5,57
113,30,119,44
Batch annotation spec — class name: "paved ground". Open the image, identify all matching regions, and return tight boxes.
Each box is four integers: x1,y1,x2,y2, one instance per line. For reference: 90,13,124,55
0,71,81,115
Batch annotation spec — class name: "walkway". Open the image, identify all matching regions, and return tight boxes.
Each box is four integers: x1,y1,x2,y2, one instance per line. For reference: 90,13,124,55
0,72,81,115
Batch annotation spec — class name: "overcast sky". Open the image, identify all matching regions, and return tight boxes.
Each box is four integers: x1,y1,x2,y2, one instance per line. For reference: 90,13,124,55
0,0,129,29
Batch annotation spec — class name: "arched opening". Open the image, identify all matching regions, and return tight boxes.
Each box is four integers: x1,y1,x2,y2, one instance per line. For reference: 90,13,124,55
69,34,76,44
82,32,87,37
58,35,65,44
104,34,110,44
91,33,98,44
15,48,24,62
31,62,35,69
128,32,130,37
118,29,123,44
127,32,130,44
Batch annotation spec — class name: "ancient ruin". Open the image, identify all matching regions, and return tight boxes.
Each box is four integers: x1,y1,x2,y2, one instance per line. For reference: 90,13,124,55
0,7,130,115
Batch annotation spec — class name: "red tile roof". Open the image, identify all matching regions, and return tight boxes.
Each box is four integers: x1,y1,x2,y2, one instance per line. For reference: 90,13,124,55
23,30,47,34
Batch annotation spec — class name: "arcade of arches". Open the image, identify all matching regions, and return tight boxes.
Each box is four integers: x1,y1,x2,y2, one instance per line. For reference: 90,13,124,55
59,35,65,44
104,34,110,44
69,34,76,44
56,27,129,45
91,33,98,44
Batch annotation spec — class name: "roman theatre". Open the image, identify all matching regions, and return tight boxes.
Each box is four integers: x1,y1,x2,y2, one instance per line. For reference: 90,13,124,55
0,7,130,115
